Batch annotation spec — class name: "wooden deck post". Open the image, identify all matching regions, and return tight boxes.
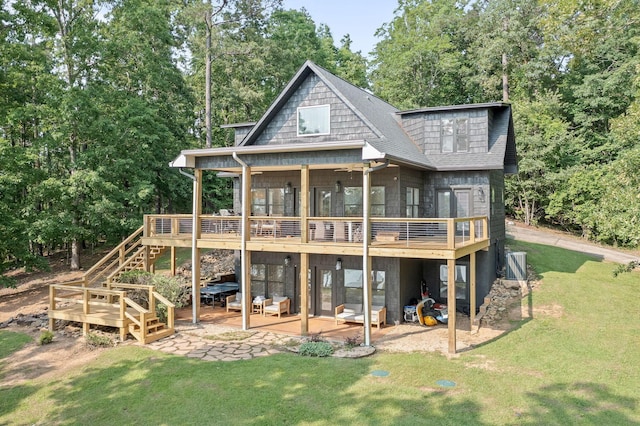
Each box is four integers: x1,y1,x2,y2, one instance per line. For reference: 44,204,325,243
470,252,476,329
190,169,203,323
300,165,309,243
447,258,457,354
170,246,177,276
447,219,455,249
300,252,309,335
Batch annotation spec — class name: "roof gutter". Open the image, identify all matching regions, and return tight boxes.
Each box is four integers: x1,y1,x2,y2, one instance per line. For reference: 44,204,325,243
175,167,199,324
232,152,250,331
361,159,389,347
171,140,366,165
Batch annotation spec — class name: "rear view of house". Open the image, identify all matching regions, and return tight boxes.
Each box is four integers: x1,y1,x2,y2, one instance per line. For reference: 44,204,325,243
158,60,517,353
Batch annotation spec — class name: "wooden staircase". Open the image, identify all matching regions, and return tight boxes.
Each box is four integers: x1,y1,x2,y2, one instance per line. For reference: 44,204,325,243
52,226,175,344
107,244,168,284
128,315,173,344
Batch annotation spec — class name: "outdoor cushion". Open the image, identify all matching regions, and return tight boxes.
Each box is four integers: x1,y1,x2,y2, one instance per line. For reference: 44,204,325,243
226,292,242,312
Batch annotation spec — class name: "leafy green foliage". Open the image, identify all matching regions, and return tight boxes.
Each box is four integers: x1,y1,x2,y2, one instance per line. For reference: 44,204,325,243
118,271,187,323
38,330,54,346
298,341,334,357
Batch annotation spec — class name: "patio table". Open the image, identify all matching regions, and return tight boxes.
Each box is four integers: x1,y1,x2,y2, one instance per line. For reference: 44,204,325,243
200,282,239,306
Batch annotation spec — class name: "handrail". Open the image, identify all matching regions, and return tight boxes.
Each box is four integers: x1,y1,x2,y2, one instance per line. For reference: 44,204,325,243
153,291,175,329
83,226,144,277
105,246,147,283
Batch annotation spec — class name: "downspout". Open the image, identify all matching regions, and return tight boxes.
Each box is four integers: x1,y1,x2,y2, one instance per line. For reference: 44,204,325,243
232,152,249,330
179,168,199,325
362,160,389,346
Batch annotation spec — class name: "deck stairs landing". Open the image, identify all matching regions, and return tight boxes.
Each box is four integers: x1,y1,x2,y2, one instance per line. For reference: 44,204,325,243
49,226,174,344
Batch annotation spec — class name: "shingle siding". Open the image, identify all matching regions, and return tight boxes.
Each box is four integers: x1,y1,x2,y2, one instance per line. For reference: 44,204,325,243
253,75,377,146
403,110,489,156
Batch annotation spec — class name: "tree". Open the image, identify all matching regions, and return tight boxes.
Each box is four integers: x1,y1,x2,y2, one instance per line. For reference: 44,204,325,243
506,91,574,225
370,0,478,108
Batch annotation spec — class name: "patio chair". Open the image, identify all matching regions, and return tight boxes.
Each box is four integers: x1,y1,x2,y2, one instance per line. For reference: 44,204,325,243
262,296,290,318
226,292,242,312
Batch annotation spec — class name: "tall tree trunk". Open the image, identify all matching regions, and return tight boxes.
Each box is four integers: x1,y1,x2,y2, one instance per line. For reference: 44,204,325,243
502,52,509,102
205,8,212,148
502,20,509,102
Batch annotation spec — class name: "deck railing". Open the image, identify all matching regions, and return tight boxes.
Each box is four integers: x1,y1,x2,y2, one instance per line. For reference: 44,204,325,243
144,214,488,249
49,282,174,344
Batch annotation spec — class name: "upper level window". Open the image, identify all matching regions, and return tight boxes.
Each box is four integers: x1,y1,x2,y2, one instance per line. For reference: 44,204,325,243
406,187,420,218
298,105,330,136
441,117,468,153
251,187,284,215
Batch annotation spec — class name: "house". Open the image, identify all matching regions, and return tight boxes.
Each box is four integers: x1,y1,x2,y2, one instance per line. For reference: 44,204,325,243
159,60,517,353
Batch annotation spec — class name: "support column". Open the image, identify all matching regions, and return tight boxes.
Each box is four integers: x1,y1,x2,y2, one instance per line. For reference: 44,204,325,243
300,165,309,243
300,252,309,335
191,169,203,323
239,162,252,330
470,252,476,329
362,164,372,346
300,165,310,336
447,258,457,354
170,246,177,276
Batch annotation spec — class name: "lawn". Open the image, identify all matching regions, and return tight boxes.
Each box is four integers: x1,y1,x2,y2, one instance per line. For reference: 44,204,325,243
153,247,191,271
1,240,639,425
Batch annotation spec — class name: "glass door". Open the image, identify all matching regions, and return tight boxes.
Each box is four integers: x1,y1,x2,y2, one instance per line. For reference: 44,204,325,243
317,268,334,316
316,189,332,217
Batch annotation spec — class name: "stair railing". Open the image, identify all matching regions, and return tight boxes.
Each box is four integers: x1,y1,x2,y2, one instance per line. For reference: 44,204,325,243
153,291,175,330
123,297,149,344
105,246,148,285
82,226,144,287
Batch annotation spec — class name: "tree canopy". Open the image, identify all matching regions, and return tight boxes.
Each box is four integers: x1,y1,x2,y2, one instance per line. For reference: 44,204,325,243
1,0,638,284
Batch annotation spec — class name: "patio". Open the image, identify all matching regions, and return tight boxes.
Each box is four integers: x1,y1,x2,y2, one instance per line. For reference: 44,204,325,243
174,304,501,354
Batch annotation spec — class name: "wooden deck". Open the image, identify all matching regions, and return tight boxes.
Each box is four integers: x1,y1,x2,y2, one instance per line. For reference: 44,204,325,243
142,214,489,259
49,283,176,344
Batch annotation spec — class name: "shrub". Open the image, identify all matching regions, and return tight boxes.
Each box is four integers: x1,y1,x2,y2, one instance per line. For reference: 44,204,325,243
344,334,361,349
613,260,639,277
298,341,334,357
117,271,187,323
38,330,54,345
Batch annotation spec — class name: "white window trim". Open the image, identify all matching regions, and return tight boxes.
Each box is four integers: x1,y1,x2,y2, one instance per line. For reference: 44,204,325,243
297,105,331,137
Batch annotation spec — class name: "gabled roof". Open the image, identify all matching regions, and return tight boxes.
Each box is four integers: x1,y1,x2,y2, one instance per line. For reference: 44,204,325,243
409,103,517,173
172,61,516,174
239,60,432,169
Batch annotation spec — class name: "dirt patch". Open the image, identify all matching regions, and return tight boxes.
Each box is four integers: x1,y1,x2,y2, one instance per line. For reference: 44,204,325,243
1,325,110,387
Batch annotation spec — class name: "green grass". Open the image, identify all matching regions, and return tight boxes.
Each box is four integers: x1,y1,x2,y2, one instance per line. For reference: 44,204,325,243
153,247,191,271
0,331,31,360
1,240,639,425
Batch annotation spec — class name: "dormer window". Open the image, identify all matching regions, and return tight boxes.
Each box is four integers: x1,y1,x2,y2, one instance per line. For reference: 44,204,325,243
297,105,330,136
441,117,468,152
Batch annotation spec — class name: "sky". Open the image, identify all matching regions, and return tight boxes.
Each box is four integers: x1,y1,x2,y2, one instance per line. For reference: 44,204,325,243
281,0,399,57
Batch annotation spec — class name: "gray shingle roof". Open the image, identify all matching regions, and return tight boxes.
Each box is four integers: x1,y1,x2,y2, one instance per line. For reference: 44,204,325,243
235,61,515,173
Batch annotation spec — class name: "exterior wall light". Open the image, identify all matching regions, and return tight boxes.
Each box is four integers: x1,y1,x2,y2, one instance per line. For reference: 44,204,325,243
285,182,292,194
284,255,292,267
336,258,342,270
335,181,342,193
478,187,486,203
